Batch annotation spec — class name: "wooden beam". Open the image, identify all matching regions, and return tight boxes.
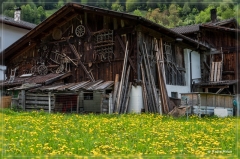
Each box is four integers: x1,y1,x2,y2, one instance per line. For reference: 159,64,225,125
116,34,137,73
201,85,229,89
112,74,119,112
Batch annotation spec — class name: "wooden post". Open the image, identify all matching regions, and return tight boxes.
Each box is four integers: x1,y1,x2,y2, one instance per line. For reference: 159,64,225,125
112,74,119,112
124,82,132,114
137,31,142,80
48,92,51,114
77,92,80,113
21,90,25,111
109,93,112,114
140,64,148,113
121,66,131,113
205,88,209,92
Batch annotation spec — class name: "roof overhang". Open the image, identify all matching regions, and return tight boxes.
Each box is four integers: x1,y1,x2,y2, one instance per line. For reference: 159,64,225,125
0,3,211,64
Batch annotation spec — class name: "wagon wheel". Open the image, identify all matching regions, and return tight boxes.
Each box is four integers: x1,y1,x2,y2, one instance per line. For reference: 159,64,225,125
38,65,48,75
75,25,85,37
30,66,37,74
52,28,62,40
56,64,64,74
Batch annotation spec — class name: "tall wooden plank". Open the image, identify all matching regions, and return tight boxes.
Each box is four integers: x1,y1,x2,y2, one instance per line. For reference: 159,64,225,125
21,90,26,111
140,64,148,113
159,38,166,83
211,62,214,81
214,62,217,81
124,82,132,114
112,74,119,111
217,62,221,81
115,41,129,113
120,66,130,113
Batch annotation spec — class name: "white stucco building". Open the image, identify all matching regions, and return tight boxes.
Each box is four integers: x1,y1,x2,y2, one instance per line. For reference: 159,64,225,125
165,49,202,98
0,12,36,80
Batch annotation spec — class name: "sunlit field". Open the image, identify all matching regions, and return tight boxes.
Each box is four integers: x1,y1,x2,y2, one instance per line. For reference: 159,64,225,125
1,109,239,158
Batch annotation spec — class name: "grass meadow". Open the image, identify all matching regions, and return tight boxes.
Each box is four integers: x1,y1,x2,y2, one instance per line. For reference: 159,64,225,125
1,108,239,158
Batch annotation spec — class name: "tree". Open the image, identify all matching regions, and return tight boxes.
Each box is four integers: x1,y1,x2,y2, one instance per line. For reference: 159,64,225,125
125,0,141,12
1,0,16,14
182,2,191,16
195,4,216,24
55,0,64,9
146,0,158,9
37,6,47,22
133,9,143,16
20,3,46,24
167,4,182,27
217,3,235,20
111,3,124,12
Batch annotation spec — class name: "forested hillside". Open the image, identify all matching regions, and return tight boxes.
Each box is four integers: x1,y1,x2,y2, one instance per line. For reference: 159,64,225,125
1,0,239,28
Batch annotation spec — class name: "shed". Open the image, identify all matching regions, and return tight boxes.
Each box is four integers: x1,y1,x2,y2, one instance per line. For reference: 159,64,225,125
14,80,114,113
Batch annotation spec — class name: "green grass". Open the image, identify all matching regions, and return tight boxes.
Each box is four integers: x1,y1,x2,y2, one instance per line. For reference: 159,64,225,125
1,108,239,158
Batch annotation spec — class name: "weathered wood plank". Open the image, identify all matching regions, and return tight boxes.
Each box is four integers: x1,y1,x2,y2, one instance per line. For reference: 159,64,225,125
123,82,132,114
24,100,54,105
211,62,214,81
120,66,130,113
115,41,129,113
140,64,148,113
116,34,137,73
26,93,54,97
112,74,119,112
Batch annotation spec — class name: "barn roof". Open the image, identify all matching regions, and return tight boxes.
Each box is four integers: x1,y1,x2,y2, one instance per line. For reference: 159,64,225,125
27,80,114,92
2,73,65,87
170,24,200,34
1,2,211,64
0,14,36,30
171,18,239,34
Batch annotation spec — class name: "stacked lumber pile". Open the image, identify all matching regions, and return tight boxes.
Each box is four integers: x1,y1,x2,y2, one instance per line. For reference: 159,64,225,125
112,39,170,114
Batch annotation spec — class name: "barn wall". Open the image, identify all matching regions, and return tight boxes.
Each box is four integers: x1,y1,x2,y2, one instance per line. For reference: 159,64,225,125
202,29,238,81
5,10,193,95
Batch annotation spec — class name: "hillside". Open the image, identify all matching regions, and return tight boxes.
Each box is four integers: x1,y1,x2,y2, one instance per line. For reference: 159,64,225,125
1,0,239,27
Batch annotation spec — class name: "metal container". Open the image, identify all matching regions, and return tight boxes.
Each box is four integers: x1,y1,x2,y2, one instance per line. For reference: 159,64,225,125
127,86,143,113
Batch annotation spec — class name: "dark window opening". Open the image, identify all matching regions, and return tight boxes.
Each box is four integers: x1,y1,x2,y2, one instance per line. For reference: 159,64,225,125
171,92,178,98
105,89,112,94
84,93,93,100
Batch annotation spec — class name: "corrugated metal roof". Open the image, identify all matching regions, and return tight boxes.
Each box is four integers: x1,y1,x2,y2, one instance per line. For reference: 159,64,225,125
93,81,114,90
67,81,90,91
2,73,65,87
28,80,114,92
82,80,104,90
7,83,41,91
0,14,36,30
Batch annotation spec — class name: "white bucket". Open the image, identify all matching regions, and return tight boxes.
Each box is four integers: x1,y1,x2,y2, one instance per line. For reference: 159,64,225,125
127,86,143,113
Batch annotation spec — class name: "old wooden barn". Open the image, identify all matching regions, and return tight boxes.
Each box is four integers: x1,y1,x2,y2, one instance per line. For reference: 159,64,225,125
171,9,240,95
1,3,212,114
